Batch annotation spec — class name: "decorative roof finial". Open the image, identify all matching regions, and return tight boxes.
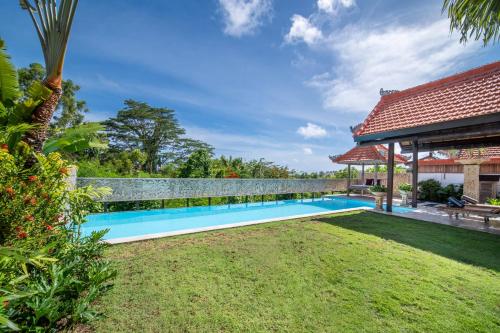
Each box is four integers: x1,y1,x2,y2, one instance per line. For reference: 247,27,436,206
380,88,399,96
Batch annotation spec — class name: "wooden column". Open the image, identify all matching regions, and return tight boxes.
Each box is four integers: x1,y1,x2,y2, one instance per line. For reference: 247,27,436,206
386,143,395,212
412,140,418,208
347,164,351,196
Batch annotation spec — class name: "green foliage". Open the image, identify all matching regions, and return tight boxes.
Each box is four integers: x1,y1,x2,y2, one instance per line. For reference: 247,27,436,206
369,184,387,193
43,122,108,155
418,179,443,202
399,183,413,192
179,149,213,178
418,179,463,202
333,167,359,179
365,165,407,174
443,0,500,46
0,144,115,331
486,197,500,205
0,39,20,109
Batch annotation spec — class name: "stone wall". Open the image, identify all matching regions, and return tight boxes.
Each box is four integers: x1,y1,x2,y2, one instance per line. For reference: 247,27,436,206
77,178,350,202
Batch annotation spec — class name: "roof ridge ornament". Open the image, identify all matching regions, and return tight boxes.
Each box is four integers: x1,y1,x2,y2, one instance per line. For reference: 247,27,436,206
380,88,400,96
350,123,362,134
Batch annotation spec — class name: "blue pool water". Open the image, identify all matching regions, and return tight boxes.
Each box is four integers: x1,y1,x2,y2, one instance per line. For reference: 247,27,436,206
82,197,412,241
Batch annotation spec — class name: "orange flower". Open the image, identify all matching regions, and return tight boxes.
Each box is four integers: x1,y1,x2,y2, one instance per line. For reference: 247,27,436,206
0,143,8,152
59,167,69,176
5,186,15,198
30,197,37,206
28,175,38,182
3,300,9,308
17,231,28,239
24,215,35,222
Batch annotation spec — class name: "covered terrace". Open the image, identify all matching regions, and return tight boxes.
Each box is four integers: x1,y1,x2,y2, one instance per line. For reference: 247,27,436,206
329,144,407,196
353,61,500,211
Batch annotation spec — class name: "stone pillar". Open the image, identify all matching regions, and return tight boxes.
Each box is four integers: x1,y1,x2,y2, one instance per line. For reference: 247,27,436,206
66,165,78,191
463,164,481,201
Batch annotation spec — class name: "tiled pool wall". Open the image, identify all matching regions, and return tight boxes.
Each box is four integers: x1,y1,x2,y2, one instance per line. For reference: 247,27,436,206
77,178,353,202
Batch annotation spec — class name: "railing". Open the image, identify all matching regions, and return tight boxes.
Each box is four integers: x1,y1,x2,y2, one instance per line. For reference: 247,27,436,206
77,178,351,202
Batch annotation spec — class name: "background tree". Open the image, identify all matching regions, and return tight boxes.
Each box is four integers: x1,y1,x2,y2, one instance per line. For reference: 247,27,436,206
443,0,500,45
104,100,212,173
178,149,213,178
18,63,89,130
20,0,79,152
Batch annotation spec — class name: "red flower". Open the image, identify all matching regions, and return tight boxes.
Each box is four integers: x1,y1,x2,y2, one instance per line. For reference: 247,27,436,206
0,143,8,152
24,215,35,222
59,167,69,176
28,175,38,182
5,186,15,195
46,224,54,231
225,172,240,178
17,231,28,239
30,198,37,206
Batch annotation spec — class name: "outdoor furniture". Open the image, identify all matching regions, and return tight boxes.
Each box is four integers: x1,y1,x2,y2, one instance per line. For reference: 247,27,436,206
438,197,500,224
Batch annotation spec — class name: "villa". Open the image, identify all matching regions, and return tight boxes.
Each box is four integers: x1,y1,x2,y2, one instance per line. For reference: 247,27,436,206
2,1,499,332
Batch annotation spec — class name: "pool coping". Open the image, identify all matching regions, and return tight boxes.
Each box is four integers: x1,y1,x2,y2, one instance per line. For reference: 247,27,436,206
105,206,374,244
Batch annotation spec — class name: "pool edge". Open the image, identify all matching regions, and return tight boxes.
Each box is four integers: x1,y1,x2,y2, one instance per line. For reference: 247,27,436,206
105,206,373,244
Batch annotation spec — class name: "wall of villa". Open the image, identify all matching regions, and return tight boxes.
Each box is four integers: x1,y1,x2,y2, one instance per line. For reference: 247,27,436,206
77,178,351,202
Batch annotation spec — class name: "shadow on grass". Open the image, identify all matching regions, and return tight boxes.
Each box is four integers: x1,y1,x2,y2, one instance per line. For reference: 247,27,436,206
316,211,500,272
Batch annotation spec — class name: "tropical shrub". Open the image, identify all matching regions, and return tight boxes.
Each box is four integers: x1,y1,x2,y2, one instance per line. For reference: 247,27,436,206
418,179,463,202
370,184,387,193
398,183,412,192
418,179,443,202
0,143,115,332
486,198,500,206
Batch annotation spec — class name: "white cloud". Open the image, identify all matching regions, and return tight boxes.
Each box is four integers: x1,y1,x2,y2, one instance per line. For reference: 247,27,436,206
317,0,355,14
285,15,323,46
303,147,313,155
297,123,328,138
305,19,479,113
218,0,272,37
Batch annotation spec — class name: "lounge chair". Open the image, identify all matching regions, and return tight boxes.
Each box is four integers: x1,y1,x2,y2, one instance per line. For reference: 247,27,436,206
438,196,500,224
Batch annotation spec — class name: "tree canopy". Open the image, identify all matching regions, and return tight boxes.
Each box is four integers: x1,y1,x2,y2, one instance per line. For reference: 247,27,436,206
104,100,213,173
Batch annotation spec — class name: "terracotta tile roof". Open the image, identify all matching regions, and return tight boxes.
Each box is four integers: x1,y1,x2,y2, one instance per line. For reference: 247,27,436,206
354,62,500,137
330,145,408,165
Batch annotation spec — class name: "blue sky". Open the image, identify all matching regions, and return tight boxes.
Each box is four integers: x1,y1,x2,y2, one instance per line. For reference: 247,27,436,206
1,0,498,171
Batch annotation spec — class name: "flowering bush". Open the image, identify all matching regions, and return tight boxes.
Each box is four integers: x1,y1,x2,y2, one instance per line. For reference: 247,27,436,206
0,142,115,331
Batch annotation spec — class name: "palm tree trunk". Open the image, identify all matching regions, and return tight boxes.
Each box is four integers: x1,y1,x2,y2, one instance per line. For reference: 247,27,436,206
24,82,62,153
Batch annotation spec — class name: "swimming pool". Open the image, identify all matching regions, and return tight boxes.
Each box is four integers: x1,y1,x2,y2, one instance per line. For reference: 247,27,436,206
82,197,412,243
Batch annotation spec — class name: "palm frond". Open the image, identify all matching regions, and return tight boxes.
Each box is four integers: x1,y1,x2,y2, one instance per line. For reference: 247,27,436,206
0,39,20,107
0,123,36,150
443,0,500,45
20,0,79,83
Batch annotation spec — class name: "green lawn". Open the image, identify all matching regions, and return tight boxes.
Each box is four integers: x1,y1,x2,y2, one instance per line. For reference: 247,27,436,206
90,212,500,332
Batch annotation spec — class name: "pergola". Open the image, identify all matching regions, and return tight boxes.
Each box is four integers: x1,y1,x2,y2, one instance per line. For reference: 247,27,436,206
352,61,500,211
330,145,407,195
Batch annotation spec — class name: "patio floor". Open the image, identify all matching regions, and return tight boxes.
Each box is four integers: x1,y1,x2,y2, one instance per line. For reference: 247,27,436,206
337,194,500,235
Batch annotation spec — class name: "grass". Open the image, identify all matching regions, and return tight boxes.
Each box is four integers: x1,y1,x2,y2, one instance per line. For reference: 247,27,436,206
90,212,500,332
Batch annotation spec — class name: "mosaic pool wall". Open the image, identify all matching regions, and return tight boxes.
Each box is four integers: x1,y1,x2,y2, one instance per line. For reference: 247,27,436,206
77,178,351,202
